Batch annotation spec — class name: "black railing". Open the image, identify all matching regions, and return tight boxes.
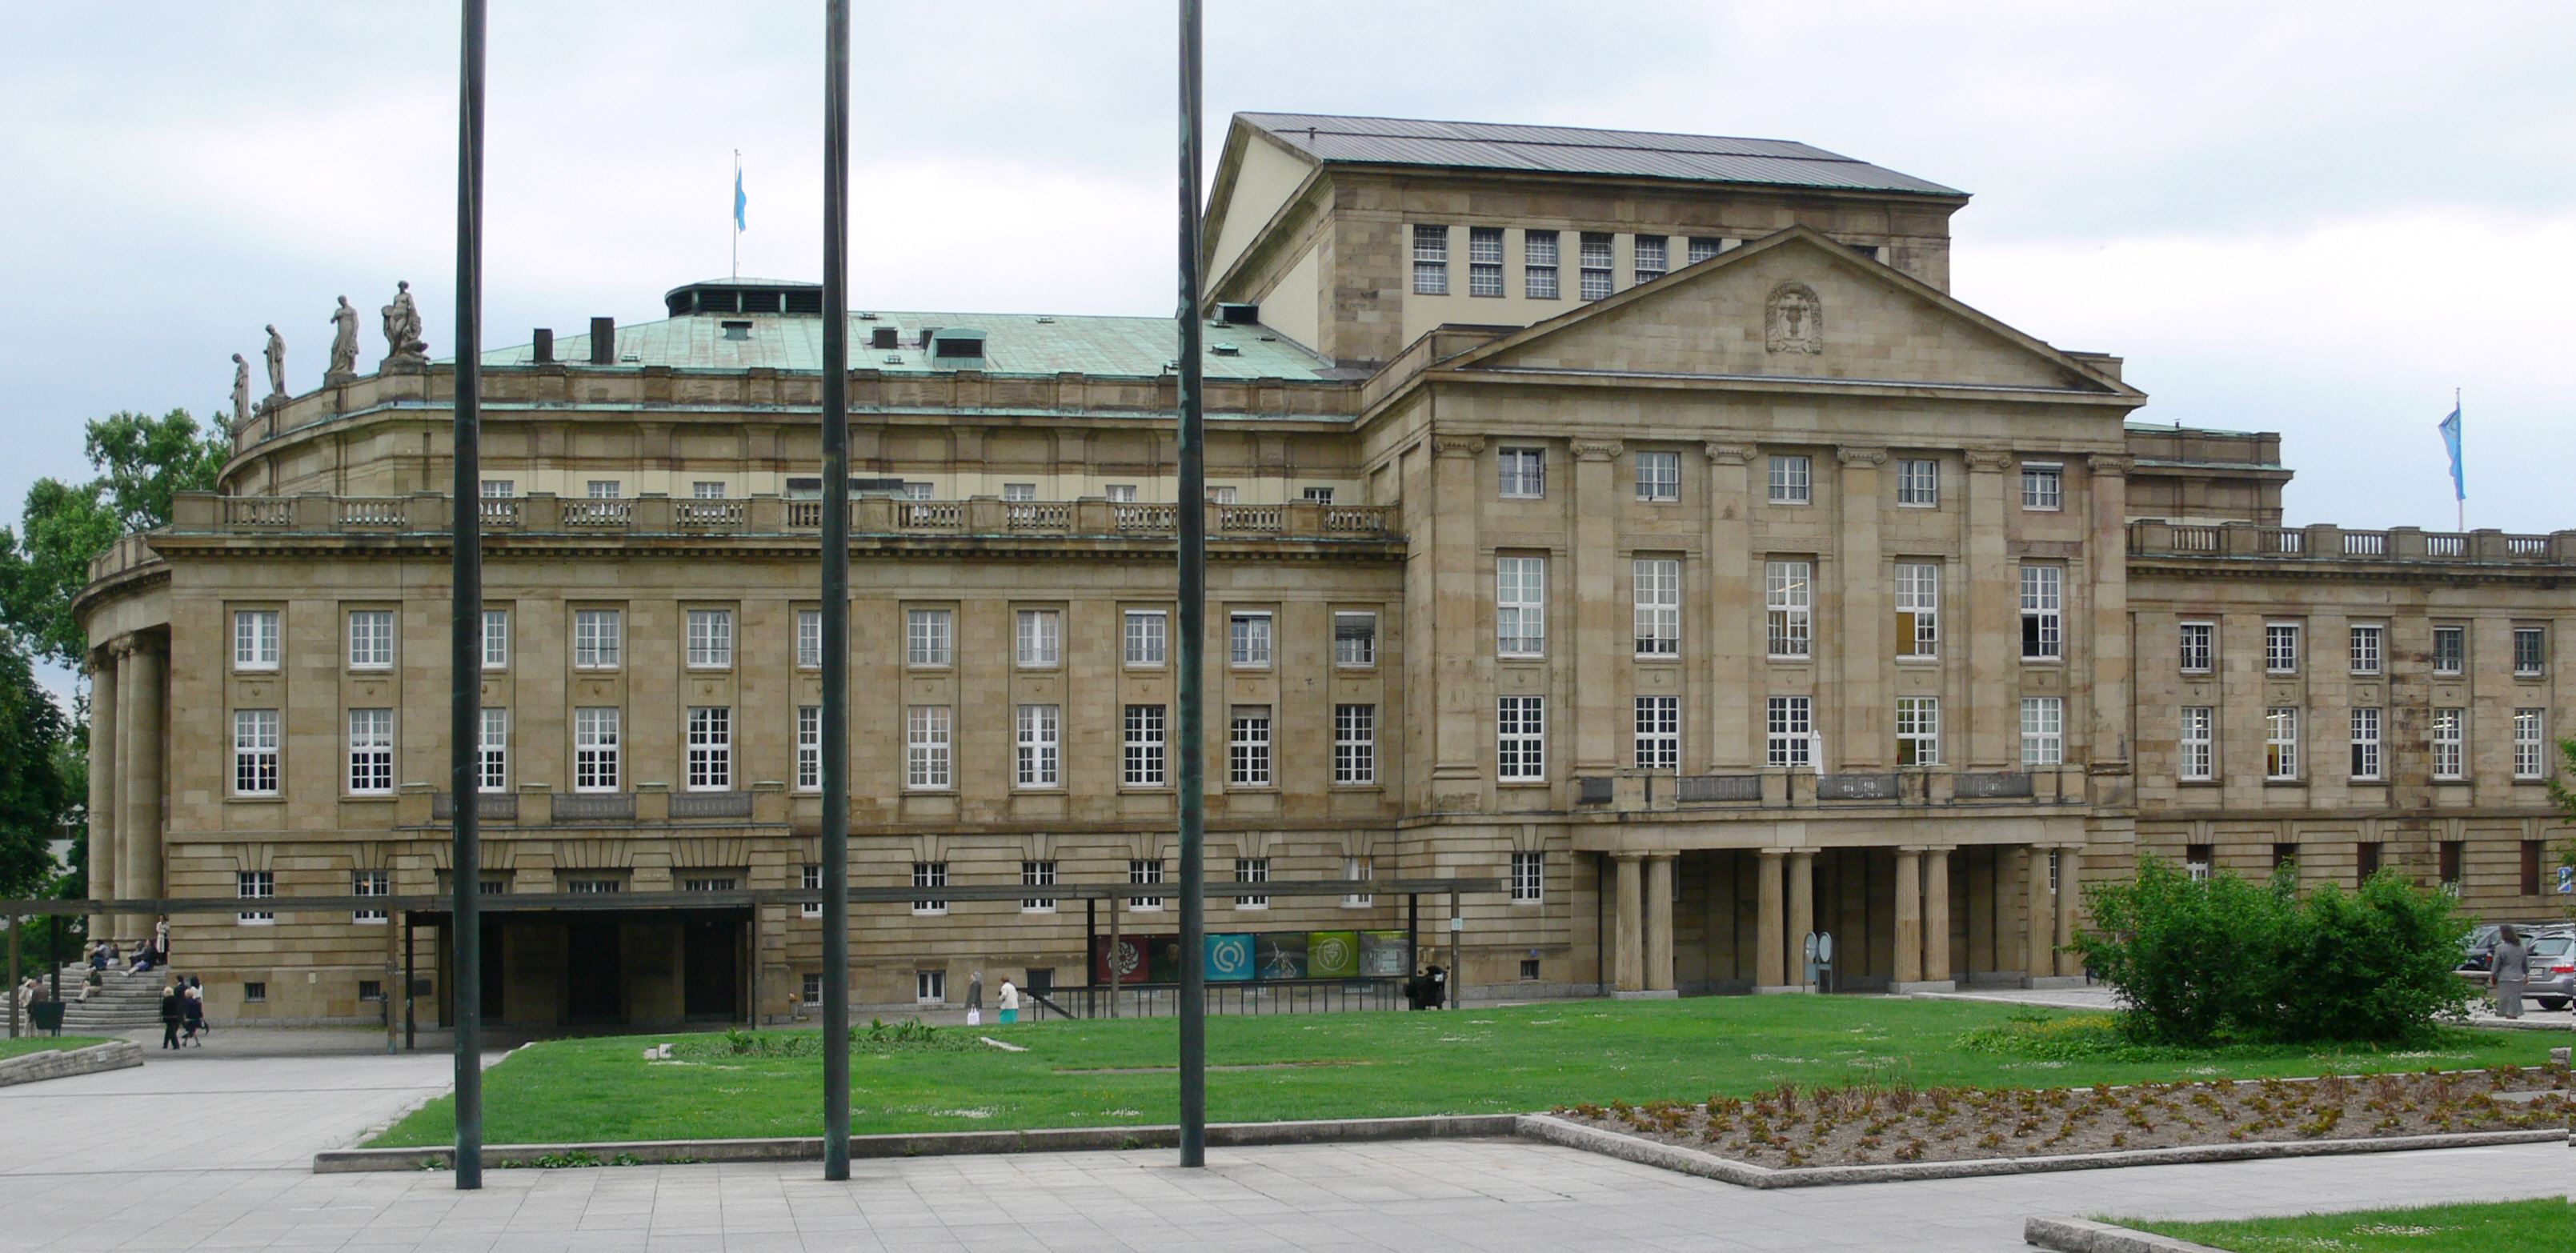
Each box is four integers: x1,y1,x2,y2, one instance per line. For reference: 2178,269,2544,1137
1044,978,1401,1019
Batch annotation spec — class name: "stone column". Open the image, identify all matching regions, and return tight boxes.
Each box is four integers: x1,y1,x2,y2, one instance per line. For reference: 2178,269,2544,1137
1704,443,1756,770
2025,846,2057,983
116,640,167,939
1611,853,1644,993
86,650,118,937
1893,848,1922,986
1643,854,1675,993
1754,849,1785,989
1837,446,1888,767
2054,845,2085,977
1924,847,1953,987
1964,449,2015,768
1428,436,1487,803
1788,851,1815,988
1572,439,1625,775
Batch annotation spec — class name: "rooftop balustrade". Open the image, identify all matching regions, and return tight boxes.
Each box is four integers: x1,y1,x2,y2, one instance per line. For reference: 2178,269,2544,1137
2129,520,2576,566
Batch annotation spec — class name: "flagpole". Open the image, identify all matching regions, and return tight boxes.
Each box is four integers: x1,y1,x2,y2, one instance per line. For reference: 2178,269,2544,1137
732,150,741,281
2455,388,2463,534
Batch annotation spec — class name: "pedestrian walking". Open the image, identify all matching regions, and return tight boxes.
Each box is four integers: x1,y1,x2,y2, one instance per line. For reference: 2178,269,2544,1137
2492,923,2531,1019
966,970,984,1027
181,982,206,1046
997,978,1020,1025
158,984,182,1050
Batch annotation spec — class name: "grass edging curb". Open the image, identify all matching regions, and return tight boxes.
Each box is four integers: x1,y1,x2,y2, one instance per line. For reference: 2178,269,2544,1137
318,1113,1520,1173
1511,1113,2565,1189
0,1041,143,1088
2023,1216,2233,1253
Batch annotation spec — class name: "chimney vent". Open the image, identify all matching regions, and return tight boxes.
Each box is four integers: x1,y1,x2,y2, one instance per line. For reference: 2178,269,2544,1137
589,317,615,365
532,328,553,363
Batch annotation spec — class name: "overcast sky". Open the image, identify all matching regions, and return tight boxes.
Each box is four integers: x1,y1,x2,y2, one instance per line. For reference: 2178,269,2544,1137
4,2,2570,546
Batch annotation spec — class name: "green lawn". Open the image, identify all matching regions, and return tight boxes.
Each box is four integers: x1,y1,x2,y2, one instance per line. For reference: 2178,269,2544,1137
0,1036,114,1060
2120,1199,2574,1252
368,997,2563,1148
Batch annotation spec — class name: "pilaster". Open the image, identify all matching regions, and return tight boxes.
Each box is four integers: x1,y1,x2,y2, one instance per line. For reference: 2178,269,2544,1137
1965,448,2015,768
1837,446,1888,767
1572,438,1624,774
1704,442,1756,770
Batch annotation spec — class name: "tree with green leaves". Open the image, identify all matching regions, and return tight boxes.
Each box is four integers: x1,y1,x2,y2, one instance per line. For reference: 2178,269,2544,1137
0,637,70,900
0,407,227,671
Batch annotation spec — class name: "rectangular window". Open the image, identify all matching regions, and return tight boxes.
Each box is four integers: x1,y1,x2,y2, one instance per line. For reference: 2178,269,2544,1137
477,707,507,793
1896,458,1938,506
679,876,735,893
479,479,515,498
1768,454,1811,503
2438,840,2463,887
573,707,621,792
482,609,509,670
1896,696,1940,767
905,706,951,790
1635,450,1680,501
1687,236,1723,265
2265,707,2300,779
1205,485,1236,505
1766,696,1813,768
1300,486,1337,505
1003,482,1036,502
2020,566,2063,659
1497,695,1546,780
1334,611,1377,667
1578,231,1614,300
2514,626,2546,675
1895,562,1939,658
911,862,947,915
2522,840,2544,895
1020,860,1058,912
1125,610,1167,665
1412,223,1449,294
801,863,822,919
1524,229,1560,299
2350,707,2382,781
587,480,622,498
916,971,946,1004
1497,556,1548,657
1499,446,1546,498
1016,609,1062,667
1633,234,1667,285
347,610,393,669
2178,622,2213,673
2274,843,2299,875
2348,625,2382,675
2514,708,2546,779
1234,858,1269,909
1106,484,1138,502
563,878,623,895
2433,709,2465,779
1228,707,1273,787
797,609,823,668
346,708,393,795
1124,704,1167,786
2432,625,2465,675
1511,851,1544,903
901,482,933,501
688,481,727,499
2178,707,2213,781
233,709,280,796
795,706,821,791
801,973,823,1006
1634,695,1679,770
1129,859,1165,911
907,608,953,667
2266,622,2300,674
1633,558,1681,656
686,707,732,791
234,609,280,671
1335,703,1376,785
353,869,390,923
1468,226,1504,297
572,609,622,669
2022,697,2065,767
236,871,274,924
1765,560,1812,658
686,609,734,669
2021,463,2063,510
1229,612,1273,667
1017,704,1060,788
2186,843,2213,882
1342,856,1375,908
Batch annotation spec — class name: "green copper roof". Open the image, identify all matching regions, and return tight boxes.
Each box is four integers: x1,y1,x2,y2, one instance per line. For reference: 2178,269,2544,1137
479,310,1337,380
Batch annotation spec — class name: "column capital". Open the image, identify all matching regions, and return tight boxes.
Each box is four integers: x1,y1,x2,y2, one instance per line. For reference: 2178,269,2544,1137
1432,434,1486,459
1702,441,1757,466
106,637,138,660
1835,444,1889,468
1609,851,1645,863
1570,438,1625,463
1963,447,2014,473
2087,453,2135,476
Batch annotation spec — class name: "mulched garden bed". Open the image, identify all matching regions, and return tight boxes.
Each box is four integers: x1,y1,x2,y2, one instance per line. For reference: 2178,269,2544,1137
1552,1064,2573,1169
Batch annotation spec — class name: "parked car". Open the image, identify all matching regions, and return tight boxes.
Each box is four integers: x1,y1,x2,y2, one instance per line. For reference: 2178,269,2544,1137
2522,935,2575,1012
2459,923,2574,985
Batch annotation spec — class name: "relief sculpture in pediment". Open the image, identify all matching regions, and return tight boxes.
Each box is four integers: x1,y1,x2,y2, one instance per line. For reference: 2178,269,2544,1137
1765,281,1824,354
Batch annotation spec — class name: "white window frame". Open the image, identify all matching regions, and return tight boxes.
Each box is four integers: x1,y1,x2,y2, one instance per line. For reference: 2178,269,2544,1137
471,706,504,794
1003,482,1036,502
234,609,280,671
1895,562,1939,659
1633,695,1679,771
2021,463,2063,510
1497,695,1546,781
2265,707,2301,780
1016,609,1063,667
1765,560,1811,659
1524,229,1560,299
1633,233,1667,285
906,608,953,667
915,970,946,1004
1497,556,1547,658
797,609,823,669
2178,707,2213,781
2178,622,2213,674
233,709,280,797
1412,223,1449,295
795,706,821,792
1128,859,1165,911
2515,627,2547,677
686,706,732,791
2022,696,2065,767
1467,225,1504,298
1578,231,1613,300
1896,696,1939,767
1300,486,1337,505
691,481,727,499
1896,458,1939,506
2350,707,2382,781
347,610,394,670
482,608,509,671
2265,622,2300,675
1342,857,1375,908
905,705,951,790
2021,566,2062,660
573,707,621,793
1510,851,1544,904
1228,707,1273,787
2514,708,2546,779
1125,610,1168,667
353,869,390,923
1635,450,1680,502
1687,236,1723,265
1633,558,1680,657
1234,857,1270,909
479,479,515,498
1105,483,1138,502
1228,611,1273,668
1333,610,1377,667
236,870,275,924
1768,454,1812,504
1021,859,1058,913
2433,708,2465,780
586,480,622,499
1124,704,1166,787
801,863,823,918
911,862,948,916
2432,625,2465,675
1766,696,1812,768
572,609,622,670
347,708,394,795
1016,703,1060,789
2349,624,2383,676
686,609,734,670
1498,447,1546,498
1334,703,1376,786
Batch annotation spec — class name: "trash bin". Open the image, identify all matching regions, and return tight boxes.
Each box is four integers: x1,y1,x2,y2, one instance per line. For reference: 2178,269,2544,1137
29,1001,64,1035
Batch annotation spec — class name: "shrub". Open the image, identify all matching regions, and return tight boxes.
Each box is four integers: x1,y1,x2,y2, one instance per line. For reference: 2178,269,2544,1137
2070,855,2470,1047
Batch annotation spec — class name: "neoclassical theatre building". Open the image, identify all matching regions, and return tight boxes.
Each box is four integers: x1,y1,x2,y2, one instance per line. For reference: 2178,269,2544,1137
76,114,2573,1027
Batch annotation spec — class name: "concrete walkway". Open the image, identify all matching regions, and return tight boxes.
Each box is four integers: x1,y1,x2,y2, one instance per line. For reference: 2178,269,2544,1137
1921,982,2576,1031
0,1030,2563,1251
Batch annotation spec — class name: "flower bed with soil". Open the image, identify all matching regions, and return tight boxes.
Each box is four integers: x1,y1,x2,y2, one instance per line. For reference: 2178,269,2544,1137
1552,1064,2572,1169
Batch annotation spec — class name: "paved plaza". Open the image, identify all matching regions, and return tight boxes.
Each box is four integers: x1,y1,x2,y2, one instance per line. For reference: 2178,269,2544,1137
0,1028,2564,1252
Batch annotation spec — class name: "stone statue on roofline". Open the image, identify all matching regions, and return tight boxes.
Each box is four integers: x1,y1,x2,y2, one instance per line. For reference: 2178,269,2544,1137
230,354,251,429
262,325,287,406
327,296,360,384
380,281,429,370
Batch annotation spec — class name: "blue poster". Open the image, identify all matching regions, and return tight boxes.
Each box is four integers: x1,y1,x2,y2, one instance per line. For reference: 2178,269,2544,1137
1206,933,1256,982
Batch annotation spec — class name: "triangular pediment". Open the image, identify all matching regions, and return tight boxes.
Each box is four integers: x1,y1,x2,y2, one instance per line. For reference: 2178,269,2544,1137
1444,226,2134,396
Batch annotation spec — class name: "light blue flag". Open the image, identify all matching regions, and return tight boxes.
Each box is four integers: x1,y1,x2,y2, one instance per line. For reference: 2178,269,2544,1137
734,168,747,233
2438,404,2463,502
